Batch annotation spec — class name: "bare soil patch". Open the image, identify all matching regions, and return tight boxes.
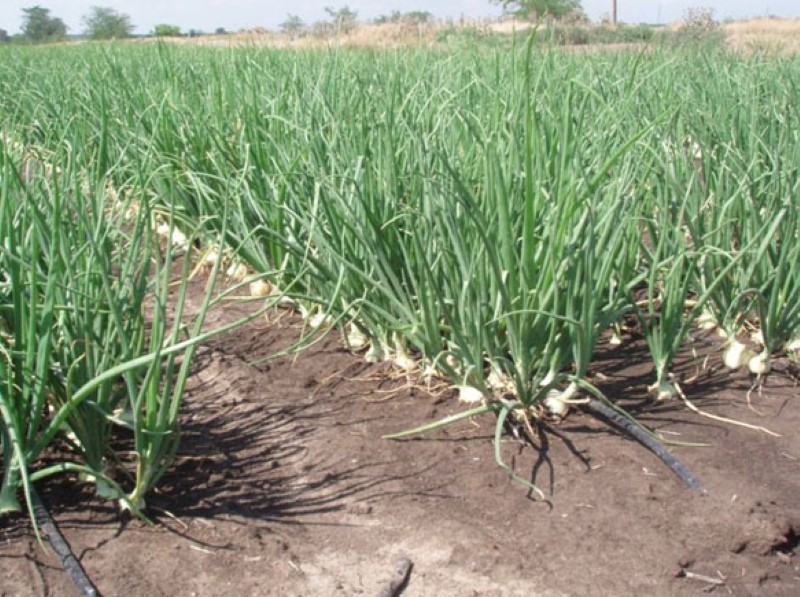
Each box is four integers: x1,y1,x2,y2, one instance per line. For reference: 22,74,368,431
2,285,799,596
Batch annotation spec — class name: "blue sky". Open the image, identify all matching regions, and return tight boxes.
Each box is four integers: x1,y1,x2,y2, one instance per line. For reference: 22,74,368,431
0,1,796,35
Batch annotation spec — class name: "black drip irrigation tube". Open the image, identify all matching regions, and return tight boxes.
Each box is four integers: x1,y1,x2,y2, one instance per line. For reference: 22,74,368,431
581,398,704,491
30,487,98,597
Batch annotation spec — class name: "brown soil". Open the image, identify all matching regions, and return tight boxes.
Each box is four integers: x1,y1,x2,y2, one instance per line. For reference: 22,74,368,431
2,283,799,596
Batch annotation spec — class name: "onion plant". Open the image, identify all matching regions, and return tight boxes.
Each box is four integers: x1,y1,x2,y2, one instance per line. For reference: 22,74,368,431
0,144,134,513
0,134,249,521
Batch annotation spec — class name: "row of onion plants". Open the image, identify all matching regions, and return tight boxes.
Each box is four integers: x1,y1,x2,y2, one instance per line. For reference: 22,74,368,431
0,123,254,524
1,41,798,496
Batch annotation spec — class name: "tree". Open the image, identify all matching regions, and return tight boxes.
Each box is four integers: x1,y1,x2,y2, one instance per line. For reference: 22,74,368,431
375,11,433,25
403,11,434,25
0,29,9,43
494,0,582,21
82,6,134,40
374,11,402,24
21,6,68,43
324,6,358,34
153,24,181,37
280,14,307,36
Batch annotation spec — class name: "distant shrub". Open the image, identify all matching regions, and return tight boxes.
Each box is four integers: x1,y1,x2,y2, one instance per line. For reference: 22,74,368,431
280,15,307,37
537,24,655,46
375,11,434,26
325,6,358,35
434,22,656,49
546,26,589,45
153,24,181,37
604,24,654,43
436,25,498,47
311,21,334,38
682,8,719,34
668,8,725,49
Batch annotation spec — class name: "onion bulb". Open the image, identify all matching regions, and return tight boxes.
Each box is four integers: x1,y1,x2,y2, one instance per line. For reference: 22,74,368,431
156,221,188,250
696,310,717,331
422,363,443,381
202,248,222,269
487,365,514,392
747,351,771,376
345,323,368,350
457,385,485,404
543,382,579,418
308,310,331,329
648,379,676,402
365,340,384,363
249,279,272,297
723,339,754,370
225,261,248,282
391,333,415,371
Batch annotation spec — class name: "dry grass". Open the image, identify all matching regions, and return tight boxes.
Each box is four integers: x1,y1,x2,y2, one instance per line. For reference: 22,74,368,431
139,19,525,50
130,17,800,56
326,23,440,49
724,17,800,56
155,23,445,50
485,19,535,34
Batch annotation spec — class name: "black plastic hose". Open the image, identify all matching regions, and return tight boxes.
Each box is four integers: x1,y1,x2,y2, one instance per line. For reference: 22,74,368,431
30,487,98,597
582,398,704,490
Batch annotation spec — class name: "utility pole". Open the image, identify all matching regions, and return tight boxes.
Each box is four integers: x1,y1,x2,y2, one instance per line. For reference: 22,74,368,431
611,0,618,25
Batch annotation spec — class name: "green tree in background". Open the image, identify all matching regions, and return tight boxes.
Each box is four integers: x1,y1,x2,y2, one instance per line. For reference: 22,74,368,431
0,29,9,43
494,0,583,21
325,6,358,34
153,24,181,37
374,11,433,25
82,6,134,40
280,14,307,36
21,6,68,43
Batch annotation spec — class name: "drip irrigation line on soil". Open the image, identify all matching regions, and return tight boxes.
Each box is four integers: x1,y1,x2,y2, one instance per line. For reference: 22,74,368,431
581,399,704,490
30,487,98,597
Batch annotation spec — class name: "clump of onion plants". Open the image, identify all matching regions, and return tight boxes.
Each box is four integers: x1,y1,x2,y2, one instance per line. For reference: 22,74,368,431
0,138,251,521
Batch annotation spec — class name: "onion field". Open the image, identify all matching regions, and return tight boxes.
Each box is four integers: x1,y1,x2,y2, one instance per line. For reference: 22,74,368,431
1,40,799,521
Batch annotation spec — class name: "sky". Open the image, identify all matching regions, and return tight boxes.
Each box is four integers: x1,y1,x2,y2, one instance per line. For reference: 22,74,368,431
0,1,796,36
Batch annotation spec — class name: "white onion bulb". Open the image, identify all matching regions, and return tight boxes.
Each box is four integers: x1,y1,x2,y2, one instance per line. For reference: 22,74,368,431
723,339,754,370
